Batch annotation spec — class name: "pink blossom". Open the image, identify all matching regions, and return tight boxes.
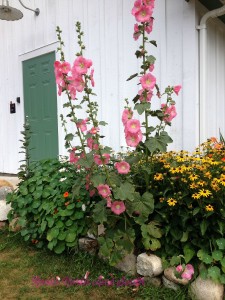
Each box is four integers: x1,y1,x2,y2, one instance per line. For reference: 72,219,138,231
89,127,99,135
140,73,156,90
97,184,111,198
57,84,63,96
72,56,93,75
125,119,141,134
149,63,154,72
60,61,71,74
143,0,155,8
133,23,141,41
145,17,154,34
181,272,192,280
73,75,85,92
138,89,153,102
90,68,95,87
131,0,143,15
94,153,110,165
122,109,133,125
161,104,177,123
106,197,112,208
185,264,195,275
89,189,96,197
173,85,182,96
87,137,99,150
176,265,183,273
67,84,77,100
134,6,153,23
77,118,88,132
115,161,130,174
70,150,80,164
111,201,126,215
125,130,143,147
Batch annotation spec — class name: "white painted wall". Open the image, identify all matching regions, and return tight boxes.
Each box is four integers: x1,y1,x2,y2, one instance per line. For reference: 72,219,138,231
0,0,207,173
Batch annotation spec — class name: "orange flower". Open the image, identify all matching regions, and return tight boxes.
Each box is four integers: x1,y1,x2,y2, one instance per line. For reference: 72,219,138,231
64,192,69,198
221,157,225,162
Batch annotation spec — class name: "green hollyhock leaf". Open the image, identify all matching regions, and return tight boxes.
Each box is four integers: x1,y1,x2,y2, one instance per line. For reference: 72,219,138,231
47,227,59,241
98,237,113,258
181,231,189,242
65,232,76,243
146,55,156,65
200,219,208,236
58,231,67,241
141,222,162,239
142,237,161,251
212,250,223,261
40,220,47,232
65,133,74,141
183,245,195,263
208,266,221,282
216,238,225,250
170,256,180,266
114,182,135,201
197,249,213,264
93,200,107,224
220,257,225,268
91,174,106,187
220,274,225,284
134,102,151,115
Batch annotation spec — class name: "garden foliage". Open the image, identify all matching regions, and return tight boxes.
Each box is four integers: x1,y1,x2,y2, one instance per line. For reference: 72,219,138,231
6,0,225,284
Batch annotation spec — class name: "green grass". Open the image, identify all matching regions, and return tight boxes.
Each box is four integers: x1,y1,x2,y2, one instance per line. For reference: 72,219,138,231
0,229,190,300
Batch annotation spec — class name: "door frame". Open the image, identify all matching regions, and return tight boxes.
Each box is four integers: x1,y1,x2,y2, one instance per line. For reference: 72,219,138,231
19,42,64,158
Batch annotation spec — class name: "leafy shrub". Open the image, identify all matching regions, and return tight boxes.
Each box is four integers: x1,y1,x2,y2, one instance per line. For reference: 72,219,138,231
7,158,93,254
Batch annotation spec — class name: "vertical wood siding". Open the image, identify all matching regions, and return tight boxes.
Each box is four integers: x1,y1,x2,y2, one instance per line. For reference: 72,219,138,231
0,0,200,173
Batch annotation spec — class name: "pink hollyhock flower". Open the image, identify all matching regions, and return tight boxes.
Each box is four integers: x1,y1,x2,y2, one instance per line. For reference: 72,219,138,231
115,161,130,174
176,265,183,273
138,89,153,102
97,184,111,198
70,150,80,164
145,17,154,34
94,153,110,165
57,84,63,96
87,137,99,150
111,201,126,215
89,189,95,197
131,0,143,15
72,56,93,75
140,73,156,90
89,127,99,135
134,6,153,23
67,84,77,100
173,85,182,96
126,130,143,147
90,68,95,87
133,23,141,41
143,0,155,8
185,264,195,275
161,104,177,123
125,119,141,134
73,75,85,92
77,118,88,132
181,272,192,280
60,61,71,74
122,108,133,125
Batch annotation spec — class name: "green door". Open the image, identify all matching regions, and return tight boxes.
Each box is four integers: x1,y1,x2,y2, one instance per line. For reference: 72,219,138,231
23,52,58,162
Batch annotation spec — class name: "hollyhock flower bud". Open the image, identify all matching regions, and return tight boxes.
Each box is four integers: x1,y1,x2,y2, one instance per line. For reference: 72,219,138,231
133,23,141,41
111,201,126,215
140,73,156,90
122,108,133,125
90,68,95,87
173,85,182,95
115,161,130,174
97,184,111,198
145,17,154,34
176,265,183,273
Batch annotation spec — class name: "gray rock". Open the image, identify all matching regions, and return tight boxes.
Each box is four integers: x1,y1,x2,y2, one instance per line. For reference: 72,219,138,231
98,224,105,236
0,200,12,221
162,275,180,291
164,267,189,285
189,276,224,300
78,237,98,255
0,186,13,200
115,253,137,275
137,253,163,277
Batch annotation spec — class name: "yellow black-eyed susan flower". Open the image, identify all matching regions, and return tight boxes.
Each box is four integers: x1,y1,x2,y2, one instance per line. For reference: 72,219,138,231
167,198,177,206
205,204,214,212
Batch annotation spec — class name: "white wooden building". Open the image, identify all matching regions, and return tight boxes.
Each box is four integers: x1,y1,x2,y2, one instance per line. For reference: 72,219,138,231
0,0,225,174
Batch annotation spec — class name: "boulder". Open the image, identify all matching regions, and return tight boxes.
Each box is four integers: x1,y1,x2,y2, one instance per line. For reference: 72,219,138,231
78,237,98,255
115,253,137,276
189,276,224,300
0,200,12,221
137,253,163,277
164,267,189,285
0,179,13,188
162,275,180,291
0,186,13,200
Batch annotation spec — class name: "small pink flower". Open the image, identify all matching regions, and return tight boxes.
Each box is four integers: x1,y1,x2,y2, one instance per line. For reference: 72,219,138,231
77,118,88,132
72,75,85,92
111,201,126,215
161,104,177,123
89,127,99,135
181,272,192,280
115,161,130,174
145,17,154,34
106,197,112,208
173,85,182,96
94,153,110,165
140,73,156,90
61,61,71,74
134,6,153,23
87,138,99,150
67,84,77,100
176,265,183,273
131,0,143,15
133,23,141,41
89,189,95,197
125,119,141,134
122,109,133,125
185,264,195,275
138,89,153,102
69,149,80,164
90,68,95,87
97,184,111,198
72,56,92,75
149,63,154,72
126,131,143,147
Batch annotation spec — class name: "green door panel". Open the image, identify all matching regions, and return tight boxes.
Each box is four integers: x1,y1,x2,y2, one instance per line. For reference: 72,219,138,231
23,52,58,162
